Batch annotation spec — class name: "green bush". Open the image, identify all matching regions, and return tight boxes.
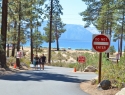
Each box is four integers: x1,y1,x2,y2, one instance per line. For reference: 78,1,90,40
66,63,77,68
6,57,16,66
20,57,31,68
51,62,78,68
110,46,116,55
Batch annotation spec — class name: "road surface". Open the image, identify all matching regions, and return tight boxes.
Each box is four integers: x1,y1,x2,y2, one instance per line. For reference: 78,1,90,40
0,65,97,95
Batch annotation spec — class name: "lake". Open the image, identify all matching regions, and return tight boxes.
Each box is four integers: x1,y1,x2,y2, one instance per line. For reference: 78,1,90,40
24,39,125,51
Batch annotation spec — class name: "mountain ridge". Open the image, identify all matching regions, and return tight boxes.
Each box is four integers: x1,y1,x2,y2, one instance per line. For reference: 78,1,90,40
38,21,99,41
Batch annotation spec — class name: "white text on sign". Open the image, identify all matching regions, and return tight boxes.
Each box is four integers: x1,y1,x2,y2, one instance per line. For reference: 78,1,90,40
95,38,108,42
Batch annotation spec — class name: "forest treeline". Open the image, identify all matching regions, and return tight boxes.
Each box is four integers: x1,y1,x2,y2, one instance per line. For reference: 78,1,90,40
0,0,65,68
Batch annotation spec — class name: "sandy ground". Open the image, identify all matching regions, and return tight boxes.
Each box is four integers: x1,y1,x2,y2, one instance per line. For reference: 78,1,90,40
0,68,18,77
80,81,120,95
0,67,29,77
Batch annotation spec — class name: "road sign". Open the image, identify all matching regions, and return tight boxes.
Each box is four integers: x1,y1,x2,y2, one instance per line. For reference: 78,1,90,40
16,51,23,58
78,56,86,63
92,34,110,52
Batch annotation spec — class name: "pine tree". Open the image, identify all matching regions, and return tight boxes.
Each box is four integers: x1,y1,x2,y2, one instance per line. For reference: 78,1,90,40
25,0,45,64
115,0,125,57
32,28,43,54
80,0,125,59
44,0,64,62
0,0,8,68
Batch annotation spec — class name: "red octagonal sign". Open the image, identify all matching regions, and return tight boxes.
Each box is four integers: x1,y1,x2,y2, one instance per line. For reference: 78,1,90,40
92,34,110,52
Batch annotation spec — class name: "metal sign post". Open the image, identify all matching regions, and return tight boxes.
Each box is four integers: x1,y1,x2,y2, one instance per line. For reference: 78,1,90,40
92,34,110,83
98,53,102,83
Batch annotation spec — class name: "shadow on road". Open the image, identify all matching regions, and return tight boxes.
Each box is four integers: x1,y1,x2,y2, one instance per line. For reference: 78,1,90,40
0,71,88,83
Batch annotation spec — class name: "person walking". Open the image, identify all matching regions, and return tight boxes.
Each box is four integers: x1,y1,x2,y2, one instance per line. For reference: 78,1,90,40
39,55,42,70
34,55,39,70
39,54,46,70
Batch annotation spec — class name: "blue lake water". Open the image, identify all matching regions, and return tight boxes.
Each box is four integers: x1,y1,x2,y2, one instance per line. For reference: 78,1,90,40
24,39,125,51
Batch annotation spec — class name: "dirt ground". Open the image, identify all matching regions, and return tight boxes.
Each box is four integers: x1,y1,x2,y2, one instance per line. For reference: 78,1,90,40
0,66,31,77
80,81,120,95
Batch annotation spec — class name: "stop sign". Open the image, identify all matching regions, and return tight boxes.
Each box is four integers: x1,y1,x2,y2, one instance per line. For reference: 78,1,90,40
92,34,110,52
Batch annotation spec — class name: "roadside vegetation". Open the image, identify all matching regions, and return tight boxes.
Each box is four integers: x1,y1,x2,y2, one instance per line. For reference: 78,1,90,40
45,48,125,89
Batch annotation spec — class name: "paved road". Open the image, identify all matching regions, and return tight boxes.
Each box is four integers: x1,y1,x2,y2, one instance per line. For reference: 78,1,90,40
0,65,97,95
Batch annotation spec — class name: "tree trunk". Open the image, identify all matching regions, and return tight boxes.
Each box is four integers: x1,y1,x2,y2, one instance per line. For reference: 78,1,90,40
11,44,15,57
22,46,23,50
56,37,59,51
7,44,9,57
120,10,124,57
55,24,59,51
11,21,17,57
107,22,112,60
0,0,8,68
30,27,33,64
16,2,21,68
48,0,53,63
118,39,120,53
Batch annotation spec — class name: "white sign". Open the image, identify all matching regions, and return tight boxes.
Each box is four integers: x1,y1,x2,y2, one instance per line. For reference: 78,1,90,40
16,51,23,58
116,53,120,60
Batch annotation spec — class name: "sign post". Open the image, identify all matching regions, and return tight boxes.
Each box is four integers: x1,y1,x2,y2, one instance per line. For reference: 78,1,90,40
92,34,110,83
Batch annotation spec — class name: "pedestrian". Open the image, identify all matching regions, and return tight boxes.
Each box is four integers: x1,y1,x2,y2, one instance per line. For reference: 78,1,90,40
39,54,46,70
39,55,42,70
34,55,39,70
33,57,36,69
116,52,120,63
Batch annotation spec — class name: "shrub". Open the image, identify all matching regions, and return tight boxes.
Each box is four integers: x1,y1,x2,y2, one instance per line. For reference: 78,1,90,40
49,50,125,89
20,57,31,68
6,57,16,66
110,46,116,55
67,63,77,68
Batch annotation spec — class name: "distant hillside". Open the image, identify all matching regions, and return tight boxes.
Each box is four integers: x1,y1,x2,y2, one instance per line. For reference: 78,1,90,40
86,27,100,34
38,21,99,41
26,21,124,50
60,24,93,41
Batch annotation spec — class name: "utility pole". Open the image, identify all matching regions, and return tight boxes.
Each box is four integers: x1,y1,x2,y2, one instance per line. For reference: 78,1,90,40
48,0,53,63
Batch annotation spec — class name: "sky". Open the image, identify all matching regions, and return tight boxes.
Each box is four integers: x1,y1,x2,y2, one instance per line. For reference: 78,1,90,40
60,0,87,26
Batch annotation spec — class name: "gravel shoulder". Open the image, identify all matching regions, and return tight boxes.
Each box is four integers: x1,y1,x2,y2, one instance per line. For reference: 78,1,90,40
80,81,120,95
0,66,31,77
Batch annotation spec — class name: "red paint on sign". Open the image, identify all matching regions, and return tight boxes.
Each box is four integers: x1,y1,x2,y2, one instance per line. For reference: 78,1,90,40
92,35,110,52
78,56,86,63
